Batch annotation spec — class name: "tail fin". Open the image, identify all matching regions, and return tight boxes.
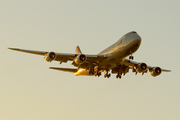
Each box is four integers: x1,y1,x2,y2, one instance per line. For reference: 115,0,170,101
75,46,82,54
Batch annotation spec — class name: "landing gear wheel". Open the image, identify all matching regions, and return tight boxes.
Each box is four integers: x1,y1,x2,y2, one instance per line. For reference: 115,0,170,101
107,73,111,78
116,75,119,79
104,74,107,78
129,56,134,60
95,72,101,77
98,72,101,77
89,67,94,75
89,70,91,75
116,72,122,79
95,71,98,77
104,73,111,78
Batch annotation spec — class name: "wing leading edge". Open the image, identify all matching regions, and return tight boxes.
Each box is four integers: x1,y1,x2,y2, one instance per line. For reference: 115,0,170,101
8,47,109,64
8,48,47,55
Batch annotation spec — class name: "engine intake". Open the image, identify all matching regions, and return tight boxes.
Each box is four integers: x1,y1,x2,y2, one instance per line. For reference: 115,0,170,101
136,63,147,73
45,52,57,62
150,67,162,77
74,54,87,65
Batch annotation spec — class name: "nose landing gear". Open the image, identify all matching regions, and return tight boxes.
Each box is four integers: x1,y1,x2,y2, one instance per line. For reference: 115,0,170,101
129,55,134,60
129,51,134,60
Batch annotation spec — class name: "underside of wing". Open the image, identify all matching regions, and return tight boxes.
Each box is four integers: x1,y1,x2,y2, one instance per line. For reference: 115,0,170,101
122,58,171,77
49,67,77,73
123,59,171,72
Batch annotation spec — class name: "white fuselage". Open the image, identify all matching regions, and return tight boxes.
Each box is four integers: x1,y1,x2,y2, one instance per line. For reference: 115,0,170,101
75,31,141,76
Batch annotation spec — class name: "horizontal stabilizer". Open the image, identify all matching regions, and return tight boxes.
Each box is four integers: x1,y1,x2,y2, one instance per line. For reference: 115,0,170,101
49,67,77,73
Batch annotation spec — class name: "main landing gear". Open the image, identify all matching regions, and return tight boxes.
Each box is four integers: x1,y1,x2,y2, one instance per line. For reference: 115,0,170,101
95,71,101,77
104,71,111,78
116,72,122,79
88,67,94,75
89,67,102,77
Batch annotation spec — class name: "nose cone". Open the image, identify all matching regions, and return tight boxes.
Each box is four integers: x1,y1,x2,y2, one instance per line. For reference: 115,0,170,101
123,31,141,53
129,31,141,43
125,31,141,44
133,38,141,45
130,34,141,53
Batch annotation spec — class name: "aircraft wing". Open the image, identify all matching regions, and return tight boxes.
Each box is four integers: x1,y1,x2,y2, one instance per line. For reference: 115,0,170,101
122,58,171,72
8,48,47,55
8,48,108,64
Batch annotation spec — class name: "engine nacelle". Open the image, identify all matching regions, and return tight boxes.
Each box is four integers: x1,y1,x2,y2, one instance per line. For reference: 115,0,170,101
150,67,162,77
136,63,147,73
74,54,87,65
44,52,57,62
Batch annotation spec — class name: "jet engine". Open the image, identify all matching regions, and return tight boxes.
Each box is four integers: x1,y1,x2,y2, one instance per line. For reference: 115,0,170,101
44,52,57,62
135,63,147,73
149,67,162,77
74,54,87,65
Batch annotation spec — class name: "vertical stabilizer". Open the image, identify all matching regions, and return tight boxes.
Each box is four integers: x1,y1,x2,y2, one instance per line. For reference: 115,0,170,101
75,46,82,54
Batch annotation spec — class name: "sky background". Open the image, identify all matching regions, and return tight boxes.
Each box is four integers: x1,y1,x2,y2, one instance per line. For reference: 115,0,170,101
0,0,179,120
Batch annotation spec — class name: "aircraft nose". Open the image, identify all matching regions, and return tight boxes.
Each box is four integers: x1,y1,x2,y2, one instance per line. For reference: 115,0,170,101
131,38,141,49
122,32,142,52
133,32,141,42
128,34,141,53
134,38,141,44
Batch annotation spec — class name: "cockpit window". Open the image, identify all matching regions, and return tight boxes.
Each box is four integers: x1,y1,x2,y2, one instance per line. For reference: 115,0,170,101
118,39,123,44
131,31,137,34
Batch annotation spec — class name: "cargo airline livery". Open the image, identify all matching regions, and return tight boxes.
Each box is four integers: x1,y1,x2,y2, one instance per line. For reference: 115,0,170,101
9,31,171,79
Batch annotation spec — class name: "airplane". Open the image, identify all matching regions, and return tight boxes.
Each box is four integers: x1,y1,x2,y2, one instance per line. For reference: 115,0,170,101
8,31,171,79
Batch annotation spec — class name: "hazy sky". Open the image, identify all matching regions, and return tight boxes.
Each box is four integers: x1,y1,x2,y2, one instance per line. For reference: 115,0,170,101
0,0,179,120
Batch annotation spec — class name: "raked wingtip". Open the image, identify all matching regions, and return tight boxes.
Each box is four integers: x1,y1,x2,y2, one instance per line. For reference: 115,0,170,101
8,47,20,51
